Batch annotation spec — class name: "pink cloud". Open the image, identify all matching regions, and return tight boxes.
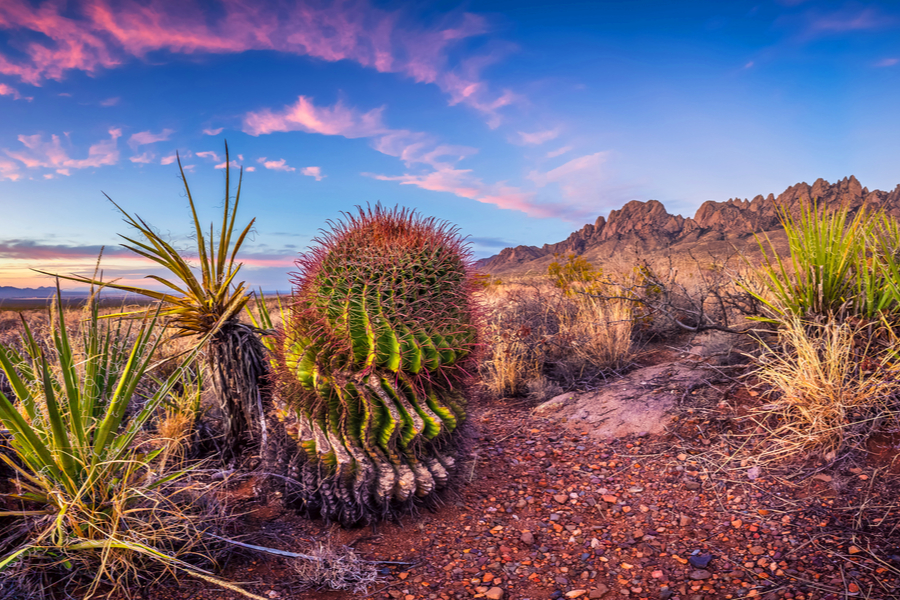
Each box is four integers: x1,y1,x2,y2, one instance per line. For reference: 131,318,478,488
301,166,324,181
243,96,387,137
368,167,569,219
528,151,610,204
0,83,26,100
4,128,122,174
0,0,514,121
257,157,295,172
876,58,899,68
518,128,559,146
128,128,174,149
130,151,155,164
546,145,572,159
203,127,224,135
196,150,222,161
0,157,20,181
100,96,120,106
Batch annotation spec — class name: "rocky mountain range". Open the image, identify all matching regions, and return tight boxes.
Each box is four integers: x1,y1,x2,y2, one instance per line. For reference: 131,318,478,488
476,176,900,276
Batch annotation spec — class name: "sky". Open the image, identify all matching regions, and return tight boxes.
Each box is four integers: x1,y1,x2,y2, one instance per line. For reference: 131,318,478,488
0,0,898,291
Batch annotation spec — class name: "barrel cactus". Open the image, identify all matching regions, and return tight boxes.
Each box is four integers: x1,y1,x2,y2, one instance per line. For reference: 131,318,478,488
273,205,481,524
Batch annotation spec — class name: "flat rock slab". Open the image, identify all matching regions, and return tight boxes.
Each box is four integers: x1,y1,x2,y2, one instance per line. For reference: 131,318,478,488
534,361,707,438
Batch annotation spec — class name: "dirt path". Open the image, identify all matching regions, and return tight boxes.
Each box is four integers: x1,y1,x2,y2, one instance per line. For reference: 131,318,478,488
153,372,900,600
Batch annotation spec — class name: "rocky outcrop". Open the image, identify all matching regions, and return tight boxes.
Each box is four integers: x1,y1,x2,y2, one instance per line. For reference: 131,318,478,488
477,176,900,275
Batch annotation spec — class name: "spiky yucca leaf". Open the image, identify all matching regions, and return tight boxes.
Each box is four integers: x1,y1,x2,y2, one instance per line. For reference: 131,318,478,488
38,144,253,338
272,205,480,524
38,144,268,457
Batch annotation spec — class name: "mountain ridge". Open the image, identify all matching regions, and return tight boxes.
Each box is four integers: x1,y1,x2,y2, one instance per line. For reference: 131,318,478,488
476,176,900,275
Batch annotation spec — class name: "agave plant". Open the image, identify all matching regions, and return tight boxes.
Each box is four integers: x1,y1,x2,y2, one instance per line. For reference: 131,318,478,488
272,205,481,525
0,290,264,599
40,144,267,459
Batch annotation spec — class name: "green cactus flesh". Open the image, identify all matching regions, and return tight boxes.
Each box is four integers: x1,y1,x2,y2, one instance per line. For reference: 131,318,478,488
275,206,478,524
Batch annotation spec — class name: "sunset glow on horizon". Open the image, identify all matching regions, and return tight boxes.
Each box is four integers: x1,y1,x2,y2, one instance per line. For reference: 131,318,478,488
1,0,899,290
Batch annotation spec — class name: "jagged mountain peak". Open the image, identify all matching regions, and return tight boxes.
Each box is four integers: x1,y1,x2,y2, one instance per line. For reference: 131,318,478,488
477,176,900,275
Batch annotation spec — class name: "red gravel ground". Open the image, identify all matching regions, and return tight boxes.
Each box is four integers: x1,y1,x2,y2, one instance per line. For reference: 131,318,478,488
153,376,900,600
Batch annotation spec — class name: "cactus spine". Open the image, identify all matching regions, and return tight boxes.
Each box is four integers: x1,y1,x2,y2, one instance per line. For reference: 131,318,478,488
274,205,479,524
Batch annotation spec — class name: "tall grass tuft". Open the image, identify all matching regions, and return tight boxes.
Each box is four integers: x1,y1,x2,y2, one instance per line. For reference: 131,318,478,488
751,314,900,461
0,290,262,599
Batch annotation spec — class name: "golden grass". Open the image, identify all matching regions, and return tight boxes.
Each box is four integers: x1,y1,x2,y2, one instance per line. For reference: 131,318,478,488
478,281,633,398
752,314,900,460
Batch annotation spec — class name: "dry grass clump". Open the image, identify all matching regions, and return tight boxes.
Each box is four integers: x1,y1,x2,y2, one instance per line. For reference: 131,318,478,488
290,541,380,593
479,280,633,398
751,314,900,461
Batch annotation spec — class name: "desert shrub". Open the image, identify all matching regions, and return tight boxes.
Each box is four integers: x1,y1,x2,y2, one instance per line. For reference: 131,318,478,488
751,314,900,461
0,293,257,599
479,279,633,396
745,202,900,461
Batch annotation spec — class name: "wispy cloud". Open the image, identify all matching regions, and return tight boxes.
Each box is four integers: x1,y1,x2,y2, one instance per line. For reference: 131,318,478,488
0,82,29,101
99,96,120,107
243,96,387,138
129,151,154,164
257,157,295,172
203,127,223,135
805,7,888,34
4,128,122,176
518,128,559,146
546,145,572,159
196,150,222,162
0,0,516,123
368,167,585,219
876,58,899,68
528,151,610,205
128,128,174,149
301,166,324,181
160,151,191,165
0,157,21,181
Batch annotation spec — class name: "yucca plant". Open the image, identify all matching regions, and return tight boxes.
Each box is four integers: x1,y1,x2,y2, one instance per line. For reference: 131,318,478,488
41,144,267,459
746,200,872,321
746,199,900,324
0,290,263,599
272,205,481,525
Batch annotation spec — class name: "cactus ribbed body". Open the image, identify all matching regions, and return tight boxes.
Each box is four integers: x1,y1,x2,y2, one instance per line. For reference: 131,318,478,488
275,206,479,524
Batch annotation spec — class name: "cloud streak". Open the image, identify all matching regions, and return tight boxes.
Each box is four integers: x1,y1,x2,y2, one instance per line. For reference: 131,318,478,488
301,166,324,180
3,128,122,176
128,128,174,149
518,128,559,145
0,82,29,100
0,0,516,122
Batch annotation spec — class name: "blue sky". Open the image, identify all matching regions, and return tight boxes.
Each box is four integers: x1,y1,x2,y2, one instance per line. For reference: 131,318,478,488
0,0,898,290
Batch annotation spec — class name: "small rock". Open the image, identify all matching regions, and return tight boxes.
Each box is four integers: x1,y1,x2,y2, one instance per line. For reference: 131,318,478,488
602,494,618,503
550,513,561,521
566,591,588,599
685,482,701,490
677,454,688,461
659,586,672,600
749,546,766,556
813,473,833,482
689,570,712,580
521,531,535,545
679,515,692,527
589,584,610,598
554,494,569,504
688,554,712,569
486,587,504,600
848,546,862,555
